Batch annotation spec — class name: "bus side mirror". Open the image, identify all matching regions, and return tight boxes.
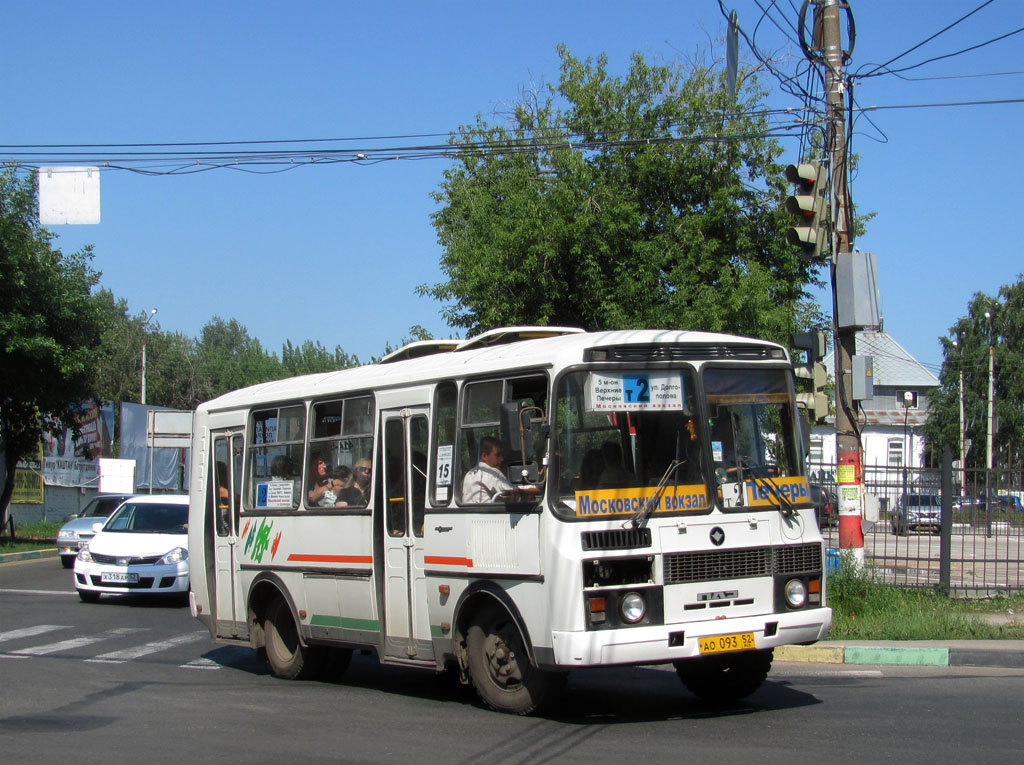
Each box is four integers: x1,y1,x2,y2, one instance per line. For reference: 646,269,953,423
798,410,811,457
500,401,535,463
500,401,543,484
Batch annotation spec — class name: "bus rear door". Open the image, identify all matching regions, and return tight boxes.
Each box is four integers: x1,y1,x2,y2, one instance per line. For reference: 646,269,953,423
209,429,246,639
380,407,434,661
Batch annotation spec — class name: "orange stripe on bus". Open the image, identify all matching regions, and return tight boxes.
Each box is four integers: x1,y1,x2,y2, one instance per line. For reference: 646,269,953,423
287,554,373,564
424,556,473,567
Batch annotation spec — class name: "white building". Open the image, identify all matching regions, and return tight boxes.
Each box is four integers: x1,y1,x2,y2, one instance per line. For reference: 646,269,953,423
810,330,939,482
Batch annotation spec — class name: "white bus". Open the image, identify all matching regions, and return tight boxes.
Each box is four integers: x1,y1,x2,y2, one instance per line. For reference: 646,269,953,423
188,327,831,714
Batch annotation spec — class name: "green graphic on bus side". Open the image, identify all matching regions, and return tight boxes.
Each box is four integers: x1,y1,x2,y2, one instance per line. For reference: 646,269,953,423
244,518,274,562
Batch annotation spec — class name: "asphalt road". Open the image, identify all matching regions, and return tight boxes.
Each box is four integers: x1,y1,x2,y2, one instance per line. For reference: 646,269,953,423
2,557,1023,764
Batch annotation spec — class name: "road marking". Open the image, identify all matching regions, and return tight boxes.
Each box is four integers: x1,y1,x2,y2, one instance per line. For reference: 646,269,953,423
181,657,223,670
0,588,78,596
8,627,148,656
0,625,72,643
87,631,208,663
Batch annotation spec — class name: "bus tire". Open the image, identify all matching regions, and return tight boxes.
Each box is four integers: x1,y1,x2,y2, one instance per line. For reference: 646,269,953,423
264,595,318,680
674,648,773,703
465,602,564,715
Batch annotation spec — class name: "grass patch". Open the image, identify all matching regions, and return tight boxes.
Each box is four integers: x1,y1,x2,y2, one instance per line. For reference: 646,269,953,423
0,521,61,555
828,564,1024,640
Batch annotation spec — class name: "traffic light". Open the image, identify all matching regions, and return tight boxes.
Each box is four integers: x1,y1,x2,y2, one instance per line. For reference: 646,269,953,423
785,162,828,262
791,331,829,422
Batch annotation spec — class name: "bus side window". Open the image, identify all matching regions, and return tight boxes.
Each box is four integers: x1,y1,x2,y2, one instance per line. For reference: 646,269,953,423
431,382,458,506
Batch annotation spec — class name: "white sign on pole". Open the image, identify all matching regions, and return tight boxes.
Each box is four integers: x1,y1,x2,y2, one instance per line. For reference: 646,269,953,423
38,167,101,225
146,410,194,448
99,458,136,494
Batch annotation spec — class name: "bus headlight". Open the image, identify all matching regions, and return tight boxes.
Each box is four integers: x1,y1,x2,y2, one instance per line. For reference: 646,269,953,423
784,579,807,609
620,591,646,624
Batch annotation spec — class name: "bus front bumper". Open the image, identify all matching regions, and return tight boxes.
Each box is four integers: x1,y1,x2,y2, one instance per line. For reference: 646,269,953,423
548,607,832,667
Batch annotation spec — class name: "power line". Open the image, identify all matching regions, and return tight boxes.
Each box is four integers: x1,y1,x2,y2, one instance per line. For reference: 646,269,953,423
857,0,998,78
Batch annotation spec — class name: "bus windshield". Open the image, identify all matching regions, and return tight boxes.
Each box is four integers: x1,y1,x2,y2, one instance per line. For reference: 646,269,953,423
703,367,803,510
554,368,710,518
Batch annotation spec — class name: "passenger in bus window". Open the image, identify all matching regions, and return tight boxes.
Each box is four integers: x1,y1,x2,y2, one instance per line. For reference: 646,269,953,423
461,436,539,504
338,459,371,505
307,458,332,505
332,465,353,496
597,441,633,489
572,449,604,491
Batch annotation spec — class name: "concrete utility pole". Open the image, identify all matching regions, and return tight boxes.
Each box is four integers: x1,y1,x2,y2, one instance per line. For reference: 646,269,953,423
816,0,865,563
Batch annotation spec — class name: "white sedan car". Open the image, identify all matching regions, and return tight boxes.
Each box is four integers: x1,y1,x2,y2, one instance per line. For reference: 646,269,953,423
73,494,190,603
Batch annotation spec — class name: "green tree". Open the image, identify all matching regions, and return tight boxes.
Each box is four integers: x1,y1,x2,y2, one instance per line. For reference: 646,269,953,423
0,169,104,528
924,275,1024,470
195,317,283,397
421,46,822,343
280,339,359,377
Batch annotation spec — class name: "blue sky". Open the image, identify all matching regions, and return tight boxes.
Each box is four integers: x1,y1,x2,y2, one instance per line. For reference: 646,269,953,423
4,1,1021,374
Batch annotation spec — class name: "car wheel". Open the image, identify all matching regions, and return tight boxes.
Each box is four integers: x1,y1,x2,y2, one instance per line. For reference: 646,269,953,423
466,601,565,715
674,648,773,703
77,589,100,603
264,595,319,680
61,557,74,569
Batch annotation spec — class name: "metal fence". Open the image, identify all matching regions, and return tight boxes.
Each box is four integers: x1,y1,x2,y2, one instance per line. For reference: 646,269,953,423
808,454,1024,594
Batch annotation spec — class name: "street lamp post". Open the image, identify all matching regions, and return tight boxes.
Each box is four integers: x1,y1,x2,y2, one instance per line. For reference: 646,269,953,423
902,390,913,511
984,310,995,537
952,338,966,501
140,308,157,404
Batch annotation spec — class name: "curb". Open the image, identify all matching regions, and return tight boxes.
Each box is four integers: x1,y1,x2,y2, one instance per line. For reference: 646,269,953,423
0,548,59,565
777,642,1024,669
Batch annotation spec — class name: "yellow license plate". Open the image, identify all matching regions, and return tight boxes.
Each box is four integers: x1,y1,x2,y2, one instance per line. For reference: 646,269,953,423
698,632,756,654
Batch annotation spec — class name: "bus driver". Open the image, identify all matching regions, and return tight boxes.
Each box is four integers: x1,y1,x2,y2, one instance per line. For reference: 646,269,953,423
461,436,539,504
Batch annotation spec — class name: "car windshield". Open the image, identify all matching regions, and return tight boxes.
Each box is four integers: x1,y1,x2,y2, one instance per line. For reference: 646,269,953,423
104,503,187,533
83,497,125,518
907,495,941,507
554,368,710,516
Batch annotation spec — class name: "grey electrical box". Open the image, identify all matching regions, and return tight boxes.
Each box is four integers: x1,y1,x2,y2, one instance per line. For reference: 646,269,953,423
852,355,874,401
837,252,881,329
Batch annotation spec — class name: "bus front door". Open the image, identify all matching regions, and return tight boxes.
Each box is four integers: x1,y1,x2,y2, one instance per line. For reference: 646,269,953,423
210,430,247,639
380,408,434,661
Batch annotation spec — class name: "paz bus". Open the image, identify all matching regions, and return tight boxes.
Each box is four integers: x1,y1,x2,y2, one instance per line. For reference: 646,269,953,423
187,326,831,714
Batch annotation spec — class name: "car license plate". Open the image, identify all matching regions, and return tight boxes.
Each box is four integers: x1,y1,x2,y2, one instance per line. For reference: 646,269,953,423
698,632,755,654
100,572,138,584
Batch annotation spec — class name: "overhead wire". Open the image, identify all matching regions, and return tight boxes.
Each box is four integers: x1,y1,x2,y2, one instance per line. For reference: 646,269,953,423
856,0,998,78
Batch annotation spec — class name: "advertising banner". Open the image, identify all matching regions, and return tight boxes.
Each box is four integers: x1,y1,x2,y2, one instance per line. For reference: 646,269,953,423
12,445,44,504
42,401,114,487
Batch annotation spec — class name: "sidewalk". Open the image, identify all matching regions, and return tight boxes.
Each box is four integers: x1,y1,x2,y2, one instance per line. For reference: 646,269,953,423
0,548,58,564
777,638,1024,669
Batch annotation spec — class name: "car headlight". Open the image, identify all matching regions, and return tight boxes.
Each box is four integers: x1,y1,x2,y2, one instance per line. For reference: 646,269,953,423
784,578,807,609
58,529,77,540
619,591,646,624
157,547,188,565
77,546,93,563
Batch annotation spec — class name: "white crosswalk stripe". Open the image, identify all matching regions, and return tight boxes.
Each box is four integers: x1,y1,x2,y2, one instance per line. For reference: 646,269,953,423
0,624,72,643
1,623,231,670
87,631,208,663
8,627,148,656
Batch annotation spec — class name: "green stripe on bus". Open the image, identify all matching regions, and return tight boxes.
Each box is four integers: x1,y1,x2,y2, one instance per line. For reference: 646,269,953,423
430,624,446,638
309,614,380,631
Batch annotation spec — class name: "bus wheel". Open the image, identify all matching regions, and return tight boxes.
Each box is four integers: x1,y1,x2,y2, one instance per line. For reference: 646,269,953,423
264,596,318,680
673,648,773,703
466,602,564,715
